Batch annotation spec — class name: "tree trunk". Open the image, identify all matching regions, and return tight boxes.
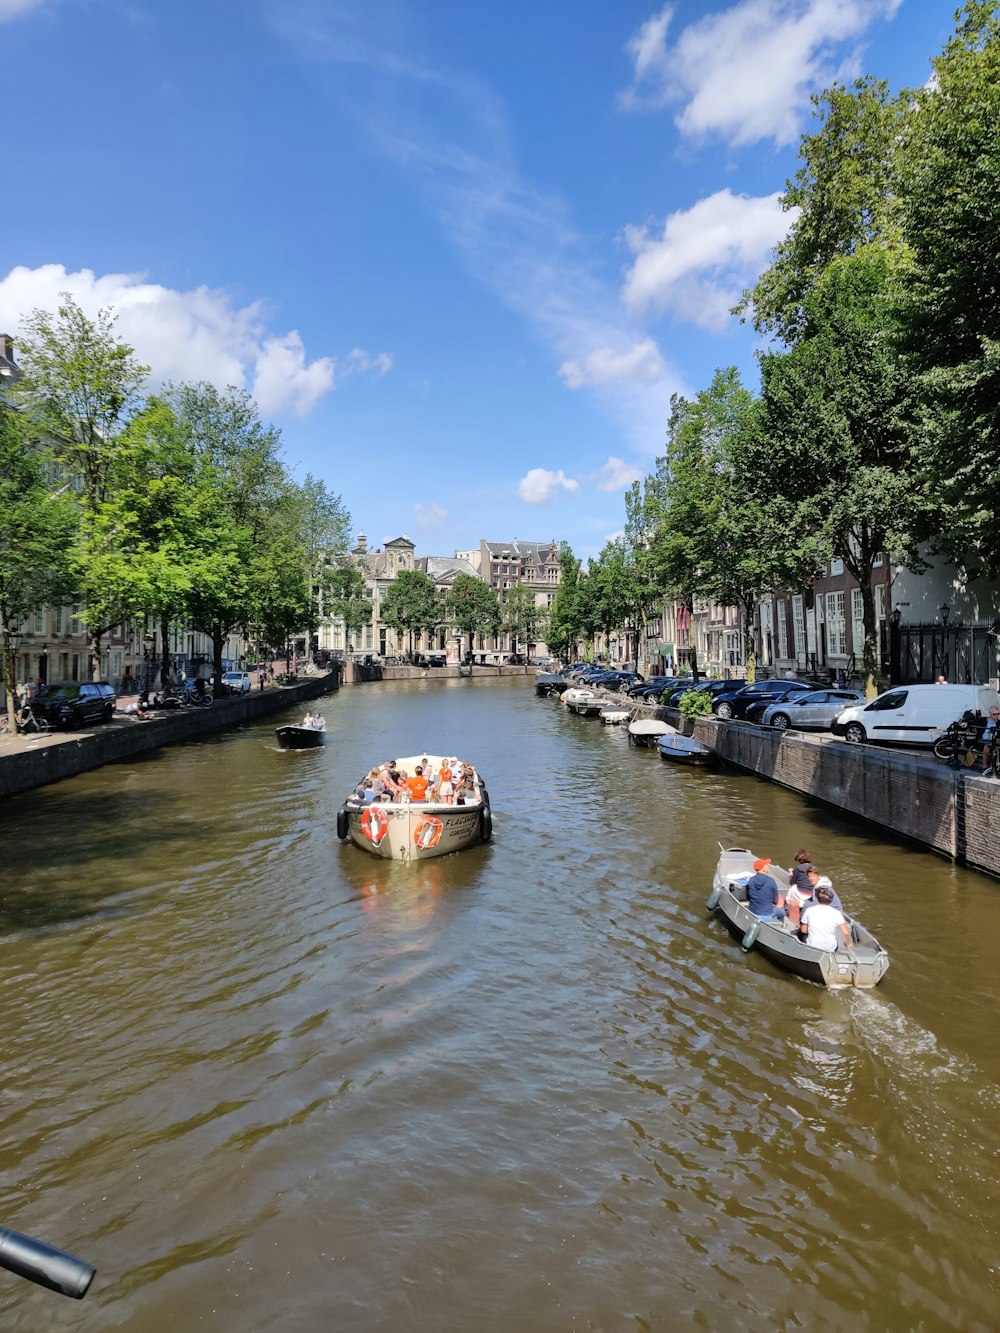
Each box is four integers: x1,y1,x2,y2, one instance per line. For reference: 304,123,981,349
743,597,757,684
858,576,879,699
160,617,172,688
89,628,103,682
686,595,700,682
212,624,225,691
3,628,18,732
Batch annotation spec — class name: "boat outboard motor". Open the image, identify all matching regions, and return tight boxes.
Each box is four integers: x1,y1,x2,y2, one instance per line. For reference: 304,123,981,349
0,1227,95,1299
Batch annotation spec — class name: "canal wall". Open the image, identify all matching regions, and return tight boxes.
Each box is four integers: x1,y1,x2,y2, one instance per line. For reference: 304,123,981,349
0,674,336,800
667,710,1000,877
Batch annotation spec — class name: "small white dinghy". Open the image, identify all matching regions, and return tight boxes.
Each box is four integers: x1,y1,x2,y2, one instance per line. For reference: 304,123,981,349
657,729,714,765
600,703,632,725
627,716,670,747
563,688,603,716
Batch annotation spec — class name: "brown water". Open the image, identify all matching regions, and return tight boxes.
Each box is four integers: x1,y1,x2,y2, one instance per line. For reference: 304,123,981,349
1,677,999,1331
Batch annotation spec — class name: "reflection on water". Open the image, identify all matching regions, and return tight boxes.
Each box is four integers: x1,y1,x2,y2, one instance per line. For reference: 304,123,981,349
1,677,1000,1329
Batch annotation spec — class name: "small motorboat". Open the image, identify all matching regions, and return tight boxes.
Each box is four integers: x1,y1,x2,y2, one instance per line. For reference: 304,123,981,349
707,846,890,989
276,724,326,750
563,688,603,716
336,754,492,862
535,672,570,697
600,703,632,725
657,729,715,764
627,716,670,747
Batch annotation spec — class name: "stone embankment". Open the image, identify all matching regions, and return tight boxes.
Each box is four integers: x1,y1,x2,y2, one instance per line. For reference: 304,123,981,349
651,705,1000,879
0,674,336,800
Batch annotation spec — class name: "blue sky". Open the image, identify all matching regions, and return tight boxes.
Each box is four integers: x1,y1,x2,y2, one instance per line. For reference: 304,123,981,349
1,0,951,558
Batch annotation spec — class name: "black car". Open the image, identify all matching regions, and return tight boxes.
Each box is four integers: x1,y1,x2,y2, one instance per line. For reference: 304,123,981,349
34,681,117,728
712,679,815,720
627,676,684,701
663,679,729,707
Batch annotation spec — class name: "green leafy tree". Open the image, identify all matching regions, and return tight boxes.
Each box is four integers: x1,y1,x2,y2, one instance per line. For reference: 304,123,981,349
585,541,631,660
753,250,926,695
445,573,499,659
14,295,149,678
896,0,1000,576
547,542,584,662
327,563,372,650
500,582,545,659
0,408,78,726
380,569,440,661
623,481,670,678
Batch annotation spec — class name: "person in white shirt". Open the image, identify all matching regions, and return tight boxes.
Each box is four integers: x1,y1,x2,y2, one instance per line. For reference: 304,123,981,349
800,886,851,952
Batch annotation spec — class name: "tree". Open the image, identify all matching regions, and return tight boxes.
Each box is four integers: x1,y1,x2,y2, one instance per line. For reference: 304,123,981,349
327,563,372,650
380,569,440,660
896,0,1000,576
547,543,584,662
752,249,927,694
738,78,909,343
500,582,545,659
445,573,499,659
14,295,149,678
623,481,669,678
0,407,78,727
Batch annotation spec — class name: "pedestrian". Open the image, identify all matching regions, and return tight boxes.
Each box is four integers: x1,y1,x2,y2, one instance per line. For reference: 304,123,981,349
258,670,266,691
936,675,948,685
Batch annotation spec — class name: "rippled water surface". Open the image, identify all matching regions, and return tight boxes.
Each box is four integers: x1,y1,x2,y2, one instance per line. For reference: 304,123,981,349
2,677,1000,1330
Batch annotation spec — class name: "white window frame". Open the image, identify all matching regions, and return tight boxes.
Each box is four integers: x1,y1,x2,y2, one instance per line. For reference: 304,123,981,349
826,591,847,656
792,596,806,658
776,600,788,659
851,587,865,659
830,557,844,576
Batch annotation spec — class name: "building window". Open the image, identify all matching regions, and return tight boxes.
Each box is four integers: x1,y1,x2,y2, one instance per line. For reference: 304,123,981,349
830,557,844,576
851,587,864,658
34,610,44,633
792,596,806,658
826,591,847,656
776,600,788,658
875,585,886,621
397,554,405,565
873,552,884,567
54,606,63,633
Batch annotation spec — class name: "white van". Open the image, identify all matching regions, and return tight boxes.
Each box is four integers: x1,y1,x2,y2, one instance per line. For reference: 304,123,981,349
833,683,1000,746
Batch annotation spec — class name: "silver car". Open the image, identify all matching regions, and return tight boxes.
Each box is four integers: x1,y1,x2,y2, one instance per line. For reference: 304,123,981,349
761,688,865,732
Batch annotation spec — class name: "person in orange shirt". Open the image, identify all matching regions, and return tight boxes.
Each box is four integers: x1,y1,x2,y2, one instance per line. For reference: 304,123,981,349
438,760,454,804
405,765,429,802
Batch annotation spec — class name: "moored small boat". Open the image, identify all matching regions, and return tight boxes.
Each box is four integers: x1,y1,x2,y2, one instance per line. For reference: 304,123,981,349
336,754,492,862
657,729,714,764
535,672,570,697
600,704,632,725
707,846,890,989
276,724,326,749
627,717,670,746
563,688,603,715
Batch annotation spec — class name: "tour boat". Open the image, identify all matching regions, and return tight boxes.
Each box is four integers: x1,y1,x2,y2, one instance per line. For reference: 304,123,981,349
276,724,326,750
707,847,890,989
657,729,715,765
336,754,492,862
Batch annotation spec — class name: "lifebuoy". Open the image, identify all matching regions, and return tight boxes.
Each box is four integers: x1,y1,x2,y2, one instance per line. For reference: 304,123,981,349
413,815,444,850
361,806,389,845
480,804,492,843
336,806,349,841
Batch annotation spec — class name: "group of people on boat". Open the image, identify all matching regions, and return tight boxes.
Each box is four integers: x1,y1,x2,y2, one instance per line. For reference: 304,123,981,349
348,757,477,807
301,711,326,731
738,849,851,952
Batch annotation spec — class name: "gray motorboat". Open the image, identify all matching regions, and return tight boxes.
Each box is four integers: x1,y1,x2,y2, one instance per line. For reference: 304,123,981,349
707,846,890,989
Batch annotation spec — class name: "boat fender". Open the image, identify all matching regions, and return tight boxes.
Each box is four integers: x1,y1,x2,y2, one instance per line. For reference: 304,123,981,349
741,918,761,951
480,804,493,844
336,806,349,841
705,884,722,912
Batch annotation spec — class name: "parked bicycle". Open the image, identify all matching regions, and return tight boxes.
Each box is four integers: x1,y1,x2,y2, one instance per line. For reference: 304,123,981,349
933,711,986,770
0,705,51,735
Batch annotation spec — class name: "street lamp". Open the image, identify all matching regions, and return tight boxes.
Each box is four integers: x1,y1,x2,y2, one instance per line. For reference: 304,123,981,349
940,604,950,626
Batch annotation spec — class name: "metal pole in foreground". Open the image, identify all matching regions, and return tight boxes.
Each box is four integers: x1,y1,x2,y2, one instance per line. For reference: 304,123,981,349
0,1228,95,1299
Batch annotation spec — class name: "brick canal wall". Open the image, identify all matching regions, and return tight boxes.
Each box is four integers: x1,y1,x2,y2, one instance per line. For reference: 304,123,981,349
0,674,337,800
663,710,1000,877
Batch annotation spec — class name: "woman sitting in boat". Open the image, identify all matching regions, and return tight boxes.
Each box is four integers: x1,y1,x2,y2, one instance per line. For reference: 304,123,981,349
738,857,785,921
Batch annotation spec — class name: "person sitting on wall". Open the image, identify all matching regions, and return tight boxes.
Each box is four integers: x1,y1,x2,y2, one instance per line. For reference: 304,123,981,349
738,857,785,921
982,707,1000,778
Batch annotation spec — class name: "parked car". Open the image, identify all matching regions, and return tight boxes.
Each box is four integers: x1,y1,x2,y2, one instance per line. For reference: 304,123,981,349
220,670,252,695
627,676,685,701
743,683,846,724
663,680,730,708
34,681,117,728
758,688,866,731
832,682,1000,746
712,679,816,720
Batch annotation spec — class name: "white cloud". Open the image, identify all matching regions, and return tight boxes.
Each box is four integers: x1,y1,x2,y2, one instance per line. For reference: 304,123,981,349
0,0,47,19
0,263,392,417
518,468,579,504
622,189,793,329
345,347,394,377
414,501,447,527
621,0,902,147
595,457,643,493
559,338,666,390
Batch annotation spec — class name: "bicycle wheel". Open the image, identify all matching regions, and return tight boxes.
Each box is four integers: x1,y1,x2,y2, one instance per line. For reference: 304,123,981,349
933,736,957,763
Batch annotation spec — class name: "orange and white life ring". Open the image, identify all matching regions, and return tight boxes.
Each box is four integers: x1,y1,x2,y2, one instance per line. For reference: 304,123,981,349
413,815,444,850
361,806,389,845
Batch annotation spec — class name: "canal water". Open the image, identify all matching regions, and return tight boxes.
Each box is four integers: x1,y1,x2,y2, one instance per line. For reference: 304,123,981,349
2,677,999,1330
